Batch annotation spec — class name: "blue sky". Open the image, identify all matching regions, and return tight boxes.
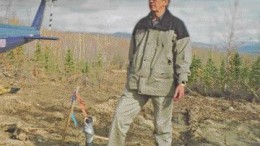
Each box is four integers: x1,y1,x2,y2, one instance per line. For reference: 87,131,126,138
0,0,259,44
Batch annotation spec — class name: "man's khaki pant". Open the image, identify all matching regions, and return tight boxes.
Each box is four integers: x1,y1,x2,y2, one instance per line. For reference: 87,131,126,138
108,89,173,146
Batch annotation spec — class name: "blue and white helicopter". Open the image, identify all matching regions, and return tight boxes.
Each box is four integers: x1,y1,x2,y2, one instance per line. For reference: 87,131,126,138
0,0,58,53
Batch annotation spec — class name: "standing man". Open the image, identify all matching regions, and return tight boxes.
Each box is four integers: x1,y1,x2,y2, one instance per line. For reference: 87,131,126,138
108,0,191,145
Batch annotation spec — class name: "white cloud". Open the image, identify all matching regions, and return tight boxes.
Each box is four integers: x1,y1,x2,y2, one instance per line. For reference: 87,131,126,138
1,0,259,44
81,0,115,11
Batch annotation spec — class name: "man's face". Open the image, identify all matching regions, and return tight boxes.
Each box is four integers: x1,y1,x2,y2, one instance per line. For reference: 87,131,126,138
149,0,168,12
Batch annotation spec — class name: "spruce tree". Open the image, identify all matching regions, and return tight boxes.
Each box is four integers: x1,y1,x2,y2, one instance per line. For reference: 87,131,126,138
14,46,25,68
97,51,103,68
6,50,15,62
44,47,50,71
231,52,242,80
64,49,74,74
189,56,203,83
250,57,260,88
34,43,43,63
219,59,229,93
219,59,226,82
241,66,249,83
82,61,90,74
204,58,218,86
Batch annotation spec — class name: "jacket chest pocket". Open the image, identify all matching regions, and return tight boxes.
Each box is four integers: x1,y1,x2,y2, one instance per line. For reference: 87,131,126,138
159,30,177,50
155,30,176,66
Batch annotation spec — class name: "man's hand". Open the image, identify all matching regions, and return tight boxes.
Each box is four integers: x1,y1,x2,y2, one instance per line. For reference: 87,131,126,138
173,84,185,101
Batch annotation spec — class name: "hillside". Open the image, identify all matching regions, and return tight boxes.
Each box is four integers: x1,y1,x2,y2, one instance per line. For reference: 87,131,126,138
0,70,260,146
0,29,259,146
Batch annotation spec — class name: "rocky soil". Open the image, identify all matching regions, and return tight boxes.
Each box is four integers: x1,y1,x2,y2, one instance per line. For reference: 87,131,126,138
0,71,260,146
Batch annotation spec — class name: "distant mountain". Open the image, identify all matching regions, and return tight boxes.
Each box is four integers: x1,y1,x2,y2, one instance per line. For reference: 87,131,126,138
238,42,260,54
192,41,260,55
191,42,212,49
111,32,260,55
112,32,131,39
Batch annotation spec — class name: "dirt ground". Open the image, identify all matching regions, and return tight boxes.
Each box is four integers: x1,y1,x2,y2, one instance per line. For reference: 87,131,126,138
0,71,260,146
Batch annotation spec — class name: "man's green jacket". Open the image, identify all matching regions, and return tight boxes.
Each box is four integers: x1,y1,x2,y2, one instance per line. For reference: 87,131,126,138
127,9,192,97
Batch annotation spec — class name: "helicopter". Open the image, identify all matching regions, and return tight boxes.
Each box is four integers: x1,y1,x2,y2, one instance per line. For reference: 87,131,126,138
0,0,58,53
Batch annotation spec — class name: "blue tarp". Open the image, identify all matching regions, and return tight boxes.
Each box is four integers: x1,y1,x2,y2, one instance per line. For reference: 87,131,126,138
0,24,39,38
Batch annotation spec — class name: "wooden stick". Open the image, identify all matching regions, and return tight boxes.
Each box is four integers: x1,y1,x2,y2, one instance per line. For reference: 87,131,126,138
94,135,109,141
61,88,79,146
61,100,76,146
